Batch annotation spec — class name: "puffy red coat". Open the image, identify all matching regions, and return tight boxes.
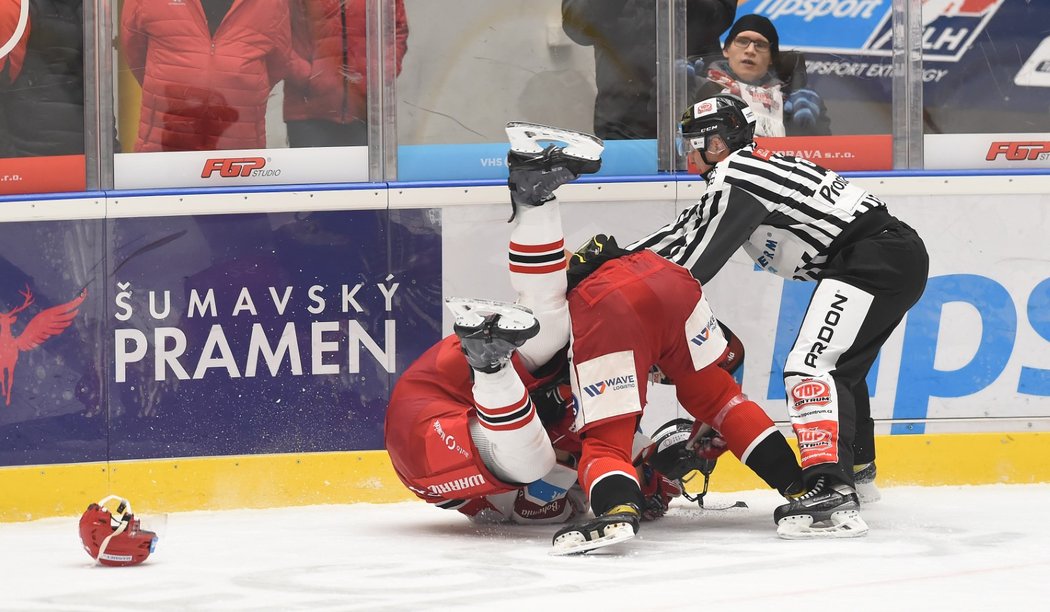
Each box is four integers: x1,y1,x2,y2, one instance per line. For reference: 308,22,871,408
283,0,407,124
121,0,307,152
0,0,30,83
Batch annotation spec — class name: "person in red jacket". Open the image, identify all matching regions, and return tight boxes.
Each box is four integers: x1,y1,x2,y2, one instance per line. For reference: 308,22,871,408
0,0,30,86
283,0,408,147
121,0,308,152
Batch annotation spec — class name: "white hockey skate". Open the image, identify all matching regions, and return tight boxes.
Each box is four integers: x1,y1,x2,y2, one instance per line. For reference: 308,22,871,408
445,298,540,373
774,476,869,539
505,121,604,161
550,504,640,556
504,122,605,221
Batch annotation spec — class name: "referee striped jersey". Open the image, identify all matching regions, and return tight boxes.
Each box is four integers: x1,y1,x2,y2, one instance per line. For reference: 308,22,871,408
628,144,888,283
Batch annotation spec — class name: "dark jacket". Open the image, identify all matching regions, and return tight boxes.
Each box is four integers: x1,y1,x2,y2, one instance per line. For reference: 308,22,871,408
562,0,736,140
0,0,84,158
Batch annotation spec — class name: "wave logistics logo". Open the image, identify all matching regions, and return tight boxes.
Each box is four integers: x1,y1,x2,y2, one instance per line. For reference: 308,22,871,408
749,0,1004,62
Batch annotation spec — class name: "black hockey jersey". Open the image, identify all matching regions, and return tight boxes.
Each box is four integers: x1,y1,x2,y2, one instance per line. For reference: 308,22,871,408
628,144,892,283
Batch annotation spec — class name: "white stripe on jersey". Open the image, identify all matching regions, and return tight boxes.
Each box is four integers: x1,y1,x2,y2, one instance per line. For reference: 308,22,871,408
631,145,886,282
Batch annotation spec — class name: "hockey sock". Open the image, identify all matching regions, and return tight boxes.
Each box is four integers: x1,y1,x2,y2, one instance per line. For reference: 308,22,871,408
509,201,568,370
470,366,555,484
589,471,643,517
577,416,641,514
712,397,803,494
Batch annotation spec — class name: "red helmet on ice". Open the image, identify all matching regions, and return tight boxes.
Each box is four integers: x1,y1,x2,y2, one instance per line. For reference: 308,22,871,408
78,495,158,567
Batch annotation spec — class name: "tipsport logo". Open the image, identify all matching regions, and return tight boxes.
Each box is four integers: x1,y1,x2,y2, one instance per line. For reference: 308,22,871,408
744,0,1004,62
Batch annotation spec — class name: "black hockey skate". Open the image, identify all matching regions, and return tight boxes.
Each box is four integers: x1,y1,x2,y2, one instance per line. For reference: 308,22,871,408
551,503,640,555
505,122,604,221
853,462,881,504
773,475,869,539
446,298,540,374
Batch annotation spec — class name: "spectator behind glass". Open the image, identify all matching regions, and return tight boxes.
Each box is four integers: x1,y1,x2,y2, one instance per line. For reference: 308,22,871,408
695,14,830,137
562,0,736,140
0,0,30,102
0,0,85,158
283,0,408,148
121,0,308,152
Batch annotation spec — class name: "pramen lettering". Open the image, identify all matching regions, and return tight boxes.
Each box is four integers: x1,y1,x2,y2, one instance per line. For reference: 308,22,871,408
114,321,396,382
112,280,402,382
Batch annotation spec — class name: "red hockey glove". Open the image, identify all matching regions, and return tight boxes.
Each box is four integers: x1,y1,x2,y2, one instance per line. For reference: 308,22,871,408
639,464,683,521
691,422,728,466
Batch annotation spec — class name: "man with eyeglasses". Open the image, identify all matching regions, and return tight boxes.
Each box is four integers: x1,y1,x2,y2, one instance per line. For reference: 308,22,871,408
693,14,830,137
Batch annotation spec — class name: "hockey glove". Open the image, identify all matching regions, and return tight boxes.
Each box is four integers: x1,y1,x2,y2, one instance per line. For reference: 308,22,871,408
640,464,683,521
530,372,571,426
784,89,823,132
692,422,729,466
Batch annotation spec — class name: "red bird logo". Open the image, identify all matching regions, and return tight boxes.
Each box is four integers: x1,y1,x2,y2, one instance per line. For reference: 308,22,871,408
0,285,86,406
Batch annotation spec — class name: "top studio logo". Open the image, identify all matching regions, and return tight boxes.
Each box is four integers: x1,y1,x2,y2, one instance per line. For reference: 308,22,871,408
0,285,86,406
747,0,1004,62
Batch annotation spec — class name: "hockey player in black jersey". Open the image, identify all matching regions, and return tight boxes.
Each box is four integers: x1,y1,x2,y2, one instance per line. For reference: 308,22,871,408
629,94,929,538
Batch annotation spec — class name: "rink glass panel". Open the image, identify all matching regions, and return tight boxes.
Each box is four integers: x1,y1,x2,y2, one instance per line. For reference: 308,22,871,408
0,0,89,194
110,0,386,188
920,1,1050,170
395,0,661,180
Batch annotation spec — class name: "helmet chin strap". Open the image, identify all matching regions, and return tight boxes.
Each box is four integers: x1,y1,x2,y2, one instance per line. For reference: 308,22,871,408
697,135,729,179
698,149,719,180
95,495,132,562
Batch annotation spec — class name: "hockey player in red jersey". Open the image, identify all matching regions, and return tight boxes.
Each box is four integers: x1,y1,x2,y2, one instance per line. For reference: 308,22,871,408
385,127,722,526
386,130,688,522
494,123,803,554
385,129,652,524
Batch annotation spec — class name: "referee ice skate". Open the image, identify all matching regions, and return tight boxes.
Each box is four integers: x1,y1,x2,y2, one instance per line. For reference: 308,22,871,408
629,94,929,538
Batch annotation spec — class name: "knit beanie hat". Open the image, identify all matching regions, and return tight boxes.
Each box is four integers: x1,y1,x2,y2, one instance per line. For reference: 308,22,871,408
724,14,780,58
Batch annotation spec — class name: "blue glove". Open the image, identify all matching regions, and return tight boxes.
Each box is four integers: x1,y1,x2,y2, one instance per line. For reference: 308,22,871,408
679,56,706,81
784,89,823,131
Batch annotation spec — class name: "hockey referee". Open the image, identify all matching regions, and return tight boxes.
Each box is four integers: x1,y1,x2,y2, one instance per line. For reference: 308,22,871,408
628,93,929,538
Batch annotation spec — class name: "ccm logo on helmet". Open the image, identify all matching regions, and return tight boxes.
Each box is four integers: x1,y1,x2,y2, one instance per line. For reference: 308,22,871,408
985,141,1050,161
201,157,267,178
804,292,848,369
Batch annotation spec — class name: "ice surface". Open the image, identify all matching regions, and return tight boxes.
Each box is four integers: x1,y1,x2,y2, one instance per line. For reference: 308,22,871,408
2,484,1049,611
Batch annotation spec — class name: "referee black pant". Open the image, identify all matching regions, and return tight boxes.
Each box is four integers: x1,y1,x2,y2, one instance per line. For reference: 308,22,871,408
784,218,929,486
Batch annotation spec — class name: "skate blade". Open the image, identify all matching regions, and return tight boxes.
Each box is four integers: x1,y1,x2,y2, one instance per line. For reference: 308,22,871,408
505,121,604,160
550,522,636,556
445,297,536,330
776,510,870,540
